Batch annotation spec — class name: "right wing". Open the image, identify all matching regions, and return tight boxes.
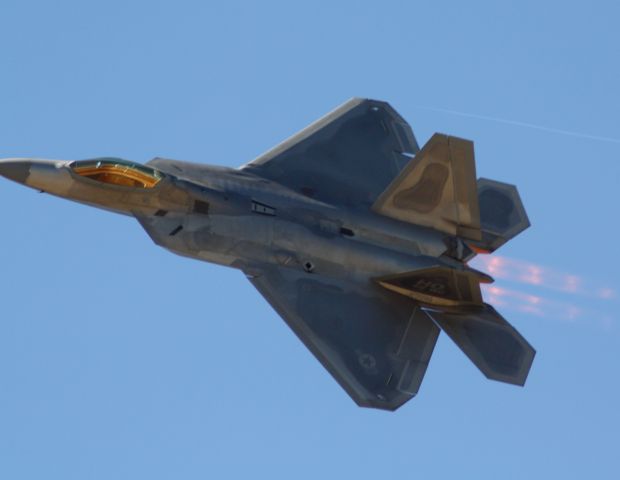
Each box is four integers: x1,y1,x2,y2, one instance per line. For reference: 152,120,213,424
248,266,439,411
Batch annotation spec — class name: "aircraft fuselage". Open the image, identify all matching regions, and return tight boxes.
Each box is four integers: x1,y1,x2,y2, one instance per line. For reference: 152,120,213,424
0,157,450,283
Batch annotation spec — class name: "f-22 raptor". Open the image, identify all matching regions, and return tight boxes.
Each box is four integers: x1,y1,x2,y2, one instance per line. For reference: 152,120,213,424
0,98,535,411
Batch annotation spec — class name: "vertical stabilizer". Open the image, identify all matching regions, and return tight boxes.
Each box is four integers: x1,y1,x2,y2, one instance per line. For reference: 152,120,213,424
372,133,482,240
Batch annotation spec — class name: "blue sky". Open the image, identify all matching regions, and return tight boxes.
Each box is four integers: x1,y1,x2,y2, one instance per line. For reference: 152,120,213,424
1,1,619,478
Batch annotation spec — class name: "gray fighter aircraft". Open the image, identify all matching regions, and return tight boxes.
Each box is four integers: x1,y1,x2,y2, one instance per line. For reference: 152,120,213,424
0,98,535,411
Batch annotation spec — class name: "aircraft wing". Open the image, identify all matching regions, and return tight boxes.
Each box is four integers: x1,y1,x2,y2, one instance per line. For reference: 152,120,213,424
241,98,419,209
247,265,439,411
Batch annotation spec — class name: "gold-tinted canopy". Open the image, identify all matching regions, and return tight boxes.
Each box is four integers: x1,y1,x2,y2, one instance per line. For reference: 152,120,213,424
71,158,163,188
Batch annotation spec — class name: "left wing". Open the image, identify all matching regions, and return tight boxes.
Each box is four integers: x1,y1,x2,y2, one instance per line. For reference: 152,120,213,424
247,266,439,411
241,98,419,209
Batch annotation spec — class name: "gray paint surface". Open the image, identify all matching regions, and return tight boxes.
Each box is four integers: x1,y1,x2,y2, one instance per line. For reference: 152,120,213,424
0,98,535,411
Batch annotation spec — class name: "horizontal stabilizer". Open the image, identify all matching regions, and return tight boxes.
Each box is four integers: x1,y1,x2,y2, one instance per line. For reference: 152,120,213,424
469,178,530,253
372,133,481,240
424,305,535,385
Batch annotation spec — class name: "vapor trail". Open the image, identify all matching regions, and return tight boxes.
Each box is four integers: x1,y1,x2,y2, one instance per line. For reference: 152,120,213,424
413,105,620,144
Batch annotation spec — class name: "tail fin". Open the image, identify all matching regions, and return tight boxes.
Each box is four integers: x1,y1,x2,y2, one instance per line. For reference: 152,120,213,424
372,133,534,386
372,133,482,241
375,265,492,309
371,134,530,252
469,178,530,253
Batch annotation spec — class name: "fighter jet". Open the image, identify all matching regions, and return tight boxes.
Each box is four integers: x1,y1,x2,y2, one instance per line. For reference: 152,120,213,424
0,98,534,411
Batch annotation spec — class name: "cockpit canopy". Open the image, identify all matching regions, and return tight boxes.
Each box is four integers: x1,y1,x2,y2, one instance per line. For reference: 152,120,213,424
70,158,163,188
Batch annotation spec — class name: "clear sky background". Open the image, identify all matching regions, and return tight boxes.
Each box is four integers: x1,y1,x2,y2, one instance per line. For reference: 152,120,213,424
1,1,619,479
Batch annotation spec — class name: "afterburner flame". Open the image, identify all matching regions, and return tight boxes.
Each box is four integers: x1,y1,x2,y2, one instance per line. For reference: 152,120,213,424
472,255,616,299
474,255,617,327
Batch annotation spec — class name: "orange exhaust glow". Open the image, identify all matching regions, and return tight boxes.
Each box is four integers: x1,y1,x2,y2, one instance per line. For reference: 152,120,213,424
472,255,617,329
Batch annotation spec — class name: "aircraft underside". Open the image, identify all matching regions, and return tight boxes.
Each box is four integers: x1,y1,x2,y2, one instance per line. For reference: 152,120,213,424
0,98,535,411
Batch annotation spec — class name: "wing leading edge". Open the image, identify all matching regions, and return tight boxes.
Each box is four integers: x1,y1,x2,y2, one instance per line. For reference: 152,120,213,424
248,266,439,411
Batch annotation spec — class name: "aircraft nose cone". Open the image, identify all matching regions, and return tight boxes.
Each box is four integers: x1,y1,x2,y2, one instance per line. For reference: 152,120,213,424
0,159,32,184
